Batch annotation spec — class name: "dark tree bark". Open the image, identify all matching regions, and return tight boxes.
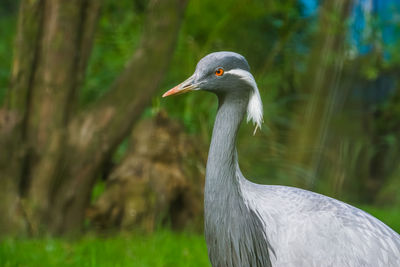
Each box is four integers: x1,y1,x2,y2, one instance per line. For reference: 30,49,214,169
0,0,187,237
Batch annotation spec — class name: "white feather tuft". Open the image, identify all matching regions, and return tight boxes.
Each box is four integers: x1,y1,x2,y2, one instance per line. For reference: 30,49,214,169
247,88,263,134
225,69,263,134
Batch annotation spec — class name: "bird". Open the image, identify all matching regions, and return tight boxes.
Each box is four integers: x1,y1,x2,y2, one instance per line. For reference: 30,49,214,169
162,51,400,267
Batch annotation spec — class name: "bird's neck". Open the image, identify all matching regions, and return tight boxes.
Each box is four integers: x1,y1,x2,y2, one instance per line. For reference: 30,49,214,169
205,92,248,205
204,92,273,267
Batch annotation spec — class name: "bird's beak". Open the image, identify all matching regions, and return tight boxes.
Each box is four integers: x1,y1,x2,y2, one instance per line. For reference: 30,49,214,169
162,74,199,97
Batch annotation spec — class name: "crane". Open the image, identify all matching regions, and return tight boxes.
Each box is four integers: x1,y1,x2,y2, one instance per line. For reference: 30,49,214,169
163,51,400,267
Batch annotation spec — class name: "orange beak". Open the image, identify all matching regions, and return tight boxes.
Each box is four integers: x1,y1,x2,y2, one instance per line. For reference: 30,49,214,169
162,75,198,97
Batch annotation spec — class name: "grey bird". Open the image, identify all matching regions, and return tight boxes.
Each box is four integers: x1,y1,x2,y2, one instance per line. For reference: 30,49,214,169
163,51,400,267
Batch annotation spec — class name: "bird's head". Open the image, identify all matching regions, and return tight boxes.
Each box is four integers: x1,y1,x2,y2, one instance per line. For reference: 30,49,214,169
163,51,263,132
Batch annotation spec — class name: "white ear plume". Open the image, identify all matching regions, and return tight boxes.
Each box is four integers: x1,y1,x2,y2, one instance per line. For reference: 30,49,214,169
225,69,263,134
247,87,263,134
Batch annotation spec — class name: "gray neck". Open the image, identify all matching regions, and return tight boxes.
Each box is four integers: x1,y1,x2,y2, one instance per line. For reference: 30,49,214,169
205,92,248,199
204,92,272,267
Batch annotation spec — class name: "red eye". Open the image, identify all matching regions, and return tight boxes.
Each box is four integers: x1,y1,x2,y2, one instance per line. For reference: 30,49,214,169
215,68,224,76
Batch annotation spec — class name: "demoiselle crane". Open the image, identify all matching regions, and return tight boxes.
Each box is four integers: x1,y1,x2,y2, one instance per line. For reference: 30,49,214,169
163,52,400,267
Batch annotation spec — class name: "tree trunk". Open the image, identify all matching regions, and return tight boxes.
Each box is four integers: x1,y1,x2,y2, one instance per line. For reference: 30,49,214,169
0,109,24,235
0,0,187,237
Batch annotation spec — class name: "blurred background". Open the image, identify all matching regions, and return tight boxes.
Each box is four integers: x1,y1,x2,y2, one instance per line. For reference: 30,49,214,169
0,0,399,266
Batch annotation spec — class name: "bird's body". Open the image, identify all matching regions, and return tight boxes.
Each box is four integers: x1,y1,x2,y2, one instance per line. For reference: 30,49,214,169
242,183,400,266
163,51,400,266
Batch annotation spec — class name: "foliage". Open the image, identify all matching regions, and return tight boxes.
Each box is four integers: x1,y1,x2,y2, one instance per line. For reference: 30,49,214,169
0,15,15,105
0,0,399,237
80,0,144,106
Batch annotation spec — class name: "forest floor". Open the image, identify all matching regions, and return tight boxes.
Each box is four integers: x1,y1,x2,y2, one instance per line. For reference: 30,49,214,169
0,206,399,267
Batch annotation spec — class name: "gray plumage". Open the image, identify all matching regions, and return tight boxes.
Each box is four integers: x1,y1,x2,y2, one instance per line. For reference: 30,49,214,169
163,51,400,267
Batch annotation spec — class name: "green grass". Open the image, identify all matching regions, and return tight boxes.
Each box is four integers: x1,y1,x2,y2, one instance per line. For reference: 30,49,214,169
0,207,398,267
0,230,210,267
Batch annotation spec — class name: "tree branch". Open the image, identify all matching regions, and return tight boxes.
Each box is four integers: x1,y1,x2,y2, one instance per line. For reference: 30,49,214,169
49,0,187,234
